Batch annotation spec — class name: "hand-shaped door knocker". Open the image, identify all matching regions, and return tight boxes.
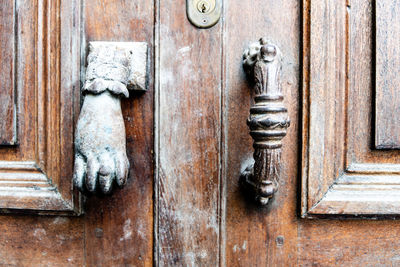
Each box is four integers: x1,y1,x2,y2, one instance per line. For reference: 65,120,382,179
74,42,148,194
240,38,290,205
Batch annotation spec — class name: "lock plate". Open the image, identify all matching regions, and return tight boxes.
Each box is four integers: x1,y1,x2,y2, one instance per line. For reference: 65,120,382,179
186,0,221,28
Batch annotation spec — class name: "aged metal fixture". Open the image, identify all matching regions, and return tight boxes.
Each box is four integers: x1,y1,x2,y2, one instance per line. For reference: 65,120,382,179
73,42,148,194
240,38,290,205
186,0,221,28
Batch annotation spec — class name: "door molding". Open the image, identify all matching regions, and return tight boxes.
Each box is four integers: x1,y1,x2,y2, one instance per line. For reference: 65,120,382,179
301,0,400,217
0,0,82,215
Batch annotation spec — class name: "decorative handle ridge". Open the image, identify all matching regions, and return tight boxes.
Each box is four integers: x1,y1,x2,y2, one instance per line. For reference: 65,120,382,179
240,38,290,205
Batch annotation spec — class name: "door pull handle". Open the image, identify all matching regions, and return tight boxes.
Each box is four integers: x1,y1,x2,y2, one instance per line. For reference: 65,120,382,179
240,38,290,206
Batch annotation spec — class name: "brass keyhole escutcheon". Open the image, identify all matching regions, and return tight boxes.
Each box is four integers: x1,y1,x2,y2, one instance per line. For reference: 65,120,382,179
187,0,221,28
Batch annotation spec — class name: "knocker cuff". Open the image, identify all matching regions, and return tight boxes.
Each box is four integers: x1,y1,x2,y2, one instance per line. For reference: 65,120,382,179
82,41,149,98
83,78,129,98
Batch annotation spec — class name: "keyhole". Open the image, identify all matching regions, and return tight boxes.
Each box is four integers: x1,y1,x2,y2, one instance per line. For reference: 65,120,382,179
197,0,210,14
200,3,207,13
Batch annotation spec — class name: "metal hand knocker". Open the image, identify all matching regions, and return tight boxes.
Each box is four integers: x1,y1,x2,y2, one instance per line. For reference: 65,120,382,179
240,38,290,205
73,42,148,194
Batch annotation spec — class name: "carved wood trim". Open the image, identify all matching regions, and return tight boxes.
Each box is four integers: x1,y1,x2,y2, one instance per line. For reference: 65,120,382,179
0,0,82,215
302,0,400,217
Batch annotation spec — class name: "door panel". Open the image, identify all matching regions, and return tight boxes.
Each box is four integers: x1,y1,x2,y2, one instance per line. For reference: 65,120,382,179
0,0,81,214
301,0,400,216
299,1,400,265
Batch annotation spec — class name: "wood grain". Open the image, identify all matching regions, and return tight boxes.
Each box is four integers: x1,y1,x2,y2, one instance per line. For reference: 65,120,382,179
375,0,400,149
0,0,17,145
298,1,400,266
83,0,154,266
0,216,84,266
348,0,400,170
302,0,348,213
0,0,81,214
0,0,85,265
299,1,400,266
301,0,400,217
2,0,400,266
299,220,400,266
156,0,222,265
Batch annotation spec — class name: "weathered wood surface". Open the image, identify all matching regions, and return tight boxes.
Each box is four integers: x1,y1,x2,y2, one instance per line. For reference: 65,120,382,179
2,0,400,266
0,0,81,214
299,220,400,266
301,0,400,216
0,0,85,265
0,216,84,266
375,0,400,149
83,0,154,265
0,0,16,145
299,1,400,265
156,0,222,265
223,0,299,266
302,0,347,214
0,0,154,265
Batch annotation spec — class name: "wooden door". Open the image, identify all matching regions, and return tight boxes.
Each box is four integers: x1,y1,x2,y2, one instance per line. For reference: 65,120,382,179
1,0,400,266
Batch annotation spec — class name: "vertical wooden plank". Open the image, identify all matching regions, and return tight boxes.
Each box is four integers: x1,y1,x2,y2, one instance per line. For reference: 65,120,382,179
375,0,400,149
0,0,17,145
156,0,222,265
83,0,154,266
59,0,81,206
223,0,299,266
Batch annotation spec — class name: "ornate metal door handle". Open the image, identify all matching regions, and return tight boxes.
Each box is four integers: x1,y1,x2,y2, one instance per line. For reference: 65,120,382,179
240,38,290,205
73,42,148,195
